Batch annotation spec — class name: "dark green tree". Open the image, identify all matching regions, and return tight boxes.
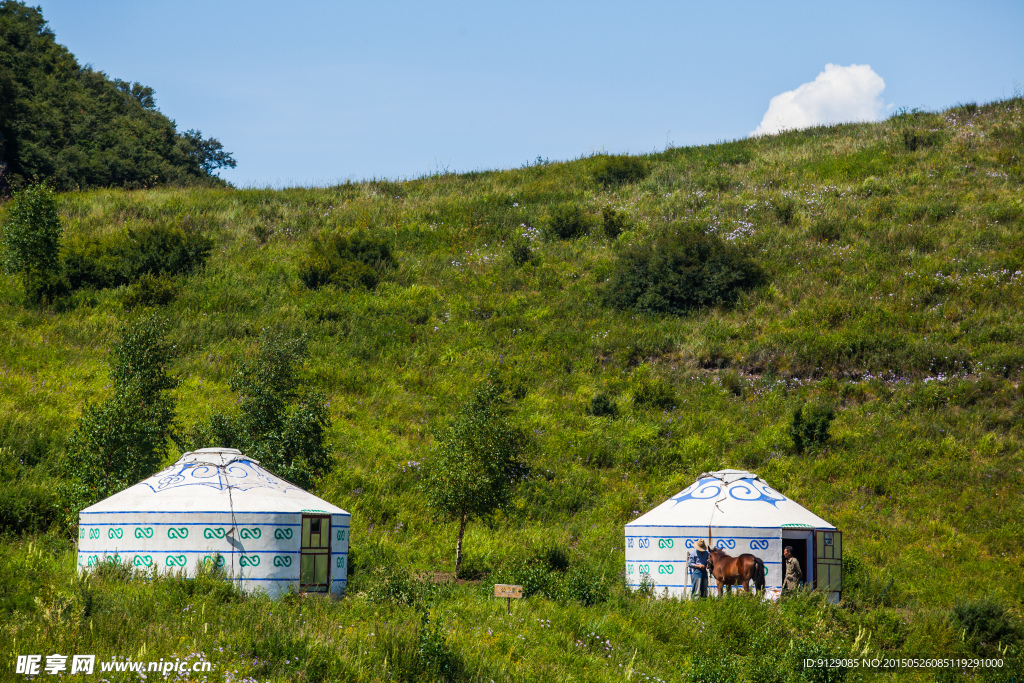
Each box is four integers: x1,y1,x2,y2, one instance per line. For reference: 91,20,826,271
61,315,179,522
0,182,65,304
178,333,331,489
420,377,529,578
0,1,234,190
180,129,237,175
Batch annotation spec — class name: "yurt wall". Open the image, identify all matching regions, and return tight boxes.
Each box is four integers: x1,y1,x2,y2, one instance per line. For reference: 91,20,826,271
624,525,784,599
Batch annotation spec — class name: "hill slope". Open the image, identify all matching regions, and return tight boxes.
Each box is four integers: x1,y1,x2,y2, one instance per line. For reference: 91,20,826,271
1,98,1023,681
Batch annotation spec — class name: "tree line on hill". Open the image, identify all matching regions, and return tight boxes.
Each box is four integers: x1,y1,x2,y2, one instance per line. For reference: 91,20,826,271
0,0,235,192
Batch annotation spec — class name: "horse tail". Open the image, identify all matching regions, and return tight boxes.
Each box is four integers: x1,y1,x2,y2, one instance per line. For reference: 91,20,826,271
754,557,766,591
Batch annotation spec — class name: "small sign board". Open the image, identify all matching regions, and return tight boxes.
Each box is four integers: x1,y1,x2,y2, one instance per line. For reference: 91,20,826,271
494,584,523,599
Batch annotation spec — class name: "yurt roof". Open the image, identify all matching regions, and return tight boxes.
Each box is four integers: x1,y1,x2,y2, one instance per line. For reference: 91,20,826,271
80,448,346,515
626,469,833,530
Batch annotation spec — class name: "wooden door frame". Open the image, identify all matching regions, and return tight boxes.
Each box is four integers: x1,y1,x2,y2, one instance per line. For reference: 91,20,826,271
299,514,331,593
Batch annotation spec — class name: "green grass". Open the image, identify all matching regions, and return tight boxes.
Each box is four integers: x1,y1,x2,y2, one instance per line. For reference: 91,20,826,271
2,97,1024,681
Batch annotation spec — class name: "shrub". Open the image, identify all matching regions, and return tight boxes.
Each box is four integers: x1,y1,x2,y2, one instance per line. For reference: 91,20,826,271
365,565,428,607
0,481,58,535
562,564,609,606
593,155,650,187
601,206,628,239
547,204,592,240
509,237,535,267
790,401,836,454
949,598,1018,651
297,230,394,290
120,273,178,309
772,198,798,225
602,229,765,315
63,224,213,290
589,392,618,418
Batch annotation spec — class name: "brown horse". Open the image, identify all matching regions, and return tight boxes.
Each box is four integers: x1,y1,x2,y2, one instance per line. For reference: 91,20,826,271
706,548,766,596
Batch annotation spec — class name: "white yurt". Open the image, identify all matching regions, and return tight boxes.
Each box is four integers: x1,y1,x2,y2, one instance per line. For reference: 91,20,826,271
77,448,350,598
625,469,842,601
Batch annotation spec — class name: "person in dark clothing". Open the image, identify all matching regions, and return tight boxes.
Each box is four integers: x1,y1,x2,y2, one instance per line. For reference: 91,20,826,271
687,539,710,599
782,545,803,593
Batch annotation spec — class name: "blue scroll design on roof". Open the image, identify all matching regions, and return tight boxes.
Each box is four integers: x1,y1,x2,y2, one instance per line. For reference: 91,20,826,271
670,477,788,507
144,460,295,494
670,480,722,506
727,479,787,507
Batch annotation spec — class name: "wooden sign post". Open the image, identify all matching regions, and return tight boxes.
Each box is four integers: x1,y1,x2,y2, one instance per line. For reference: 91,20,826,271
494,584,523,614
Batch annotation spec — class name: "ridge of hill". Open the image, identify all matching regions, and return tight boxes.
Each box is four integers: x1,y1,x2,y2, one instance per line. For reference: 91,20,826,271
1,97,1023,681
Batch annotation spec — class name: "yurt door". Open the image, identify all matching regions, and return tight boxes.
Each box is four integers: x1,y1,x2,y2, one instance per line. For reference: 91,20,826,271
813,529,842,598
300,514,331,592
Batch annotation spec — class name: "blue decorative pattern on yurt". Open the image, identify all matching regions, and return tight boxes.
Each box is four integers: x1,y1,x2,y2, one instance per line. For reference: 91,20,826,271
670,477,786,507
144,460,297,494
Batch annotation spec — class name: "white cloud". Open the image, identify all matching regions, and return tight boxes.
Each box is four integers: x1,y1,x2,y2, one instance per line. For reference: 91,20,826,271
751,64,888,137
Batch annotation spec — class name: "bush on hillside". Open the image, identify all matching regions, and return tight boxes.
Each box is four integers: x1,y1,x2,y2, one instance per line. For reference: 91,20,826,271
593,155,650,187
0,480,57,535
364,564,429,608
949,597,1018,652
64,224,213,290
509,236,536,267
491,546,609,606
120,273,178,310
790,400,836,454
298,230,394,290
603,229,765,315
601,206,628,239
547,204,592,240
589,392,618,418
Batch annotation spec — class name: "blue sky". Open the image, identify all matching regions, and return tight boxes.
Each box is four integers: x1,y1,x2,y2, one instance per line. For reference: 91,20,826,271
37,1,1024,187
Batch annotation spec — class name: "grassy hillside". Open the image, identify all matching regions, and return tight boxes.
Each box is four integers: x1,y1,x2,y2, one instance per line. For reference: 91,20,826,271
1,98,1023,681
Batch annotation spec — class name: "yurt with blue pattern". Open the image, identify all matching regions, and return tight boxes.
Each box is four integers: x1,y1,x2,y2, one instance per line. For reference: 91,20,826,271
625,470,842,601
77,448,350,598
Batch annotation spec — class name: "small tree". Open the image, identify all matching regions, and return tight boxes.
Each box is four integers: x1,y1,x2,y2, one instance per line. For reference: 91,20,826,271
62,315,179,520
420,377,528,578
1,183,66,304
177,332,331,489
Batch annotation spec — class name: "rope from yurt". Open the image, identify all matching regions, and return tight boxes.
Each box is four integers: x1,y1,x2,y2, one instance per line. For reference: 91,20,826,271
700,471,730,549
223,455,241,590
